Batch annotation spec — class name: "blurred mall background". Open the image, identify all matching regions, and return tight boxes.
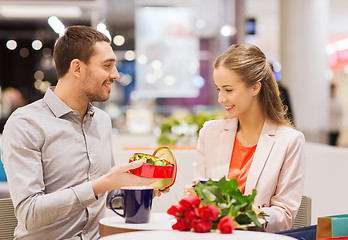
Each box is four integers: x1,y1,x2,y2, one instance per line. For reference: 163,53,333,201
3,0,348,224
0,0,348,146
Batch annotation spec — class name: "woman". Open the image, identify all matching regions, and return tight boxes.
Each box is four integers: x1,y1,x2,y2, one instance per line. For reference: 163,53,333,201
192,44,305,232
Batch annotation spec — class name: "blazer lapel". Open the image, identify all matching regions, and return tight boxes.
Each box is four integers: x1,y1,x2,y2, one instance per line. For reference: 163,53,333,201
245,120,276,195
216,119,238,178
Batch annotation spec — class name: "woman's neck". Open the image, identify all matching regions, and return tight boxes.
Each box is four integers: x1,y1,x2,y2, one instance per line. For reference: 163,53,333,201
237,107,265,147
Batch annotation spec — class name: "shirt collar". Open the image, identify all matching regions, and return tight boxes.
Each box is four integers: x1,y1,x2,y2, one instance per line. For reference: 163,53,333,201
43,87,95,118
86,103,95,117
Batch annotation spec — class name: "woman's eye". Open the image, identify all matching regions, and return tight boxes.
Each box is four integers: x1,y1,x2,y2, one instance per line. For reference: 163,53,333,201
225,89,233,92
216,88,220,92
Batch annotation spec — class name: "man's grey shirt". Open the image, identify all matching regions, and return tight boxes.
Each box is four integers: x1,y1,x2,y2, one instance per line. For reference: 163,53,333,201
1,88,114,239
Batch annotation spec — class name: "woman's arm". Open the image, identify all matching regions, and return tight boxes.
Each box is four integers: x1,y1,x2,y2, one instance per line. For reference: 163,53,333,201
262,131,305,232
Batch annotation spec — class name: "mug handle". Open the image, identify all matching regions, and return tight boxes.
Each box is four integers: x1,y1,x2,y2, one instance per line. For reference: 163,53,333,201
109,193,125,218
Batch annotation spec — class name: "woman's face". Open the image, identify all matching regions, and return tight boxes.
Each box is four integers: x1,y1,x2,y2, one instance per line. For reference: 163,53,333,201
214,66,260,119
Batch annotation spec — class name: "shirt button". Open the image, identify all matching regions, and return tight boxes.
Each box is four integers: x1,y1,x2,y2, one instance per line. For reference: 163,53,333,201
82,229,87,235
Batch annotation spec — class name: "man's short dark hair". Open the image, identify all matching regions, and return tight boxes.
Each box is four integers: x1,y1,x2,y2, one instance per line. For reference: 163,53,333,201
53,25,110,79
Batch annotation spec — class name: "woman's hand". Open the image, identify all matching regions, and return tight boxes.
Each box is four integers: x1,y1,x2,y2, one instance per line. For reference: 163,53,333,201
183,178,200,197
153,187,170,198
183,184,196,197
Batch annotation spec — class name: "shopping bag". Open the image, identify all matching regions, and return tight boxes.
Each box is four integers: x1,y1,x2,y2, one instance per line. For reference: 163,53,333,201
317,237,348,240
317,214,348,239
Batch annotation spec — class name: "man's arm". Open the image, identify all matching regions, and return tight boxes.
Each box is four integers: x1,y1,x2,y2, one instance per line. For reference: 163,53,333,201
2,113,157,231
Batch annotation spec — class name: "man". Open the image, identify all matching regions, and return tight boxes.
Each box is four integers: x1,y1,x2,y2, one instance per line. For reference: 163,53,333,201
329,82,343,146
269,63,294,125
1,25,158,239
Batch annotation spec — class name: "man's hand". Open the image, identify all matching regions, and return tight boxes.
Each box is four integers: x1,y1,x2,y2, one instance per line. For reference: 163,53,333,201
92,160,159,196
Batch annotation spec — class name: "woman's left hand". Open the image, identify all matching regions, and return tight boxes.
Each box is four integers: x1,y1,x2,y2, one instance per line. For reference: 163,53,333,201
153,187,170,197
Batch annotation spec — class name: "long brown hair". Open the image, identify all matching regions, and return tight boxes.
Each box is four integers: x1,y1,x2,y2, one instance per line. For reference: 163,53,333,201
214,44,292,126
53,25,110,79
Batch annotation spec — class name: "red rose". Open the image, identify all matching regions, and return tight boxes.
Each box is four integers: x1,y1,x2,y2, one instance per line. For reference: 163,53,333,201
184,209,198,220
172,218,191,231
198,205,219,221
179,195,201,209
191,218,212,233
167,204,185,217
193,207,200,216
217,216,236,234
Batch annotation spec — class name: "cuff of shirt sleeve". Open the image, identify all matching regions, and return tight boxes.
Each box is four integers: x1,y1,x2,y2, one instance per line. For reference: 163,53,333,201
261,207,277,232
71,182,98,208
107,190,122,209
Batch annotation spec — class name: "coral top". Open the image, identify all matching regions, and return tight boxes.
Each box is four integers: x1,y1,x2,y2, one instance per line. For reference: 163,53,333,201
227,137,257,194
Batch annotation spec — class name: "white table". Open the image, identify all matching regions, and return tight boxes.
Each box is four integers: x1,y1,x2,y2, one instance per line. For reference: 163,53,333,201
99,212,173,237
100,212,266,238
100,230,296,240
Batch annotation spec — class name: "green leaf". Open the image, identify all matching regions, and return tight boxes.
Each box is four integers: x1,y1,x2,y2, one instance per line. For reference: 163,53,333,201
192,177,265,228
202,185,223,203
246,210,262,228
206,178,219,186
235,214,251,224
194,183,205,199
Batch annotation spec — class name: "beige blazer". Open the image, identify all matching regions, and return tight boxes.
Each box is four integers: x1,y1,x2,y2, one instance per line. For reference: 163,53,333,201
193,118,305,232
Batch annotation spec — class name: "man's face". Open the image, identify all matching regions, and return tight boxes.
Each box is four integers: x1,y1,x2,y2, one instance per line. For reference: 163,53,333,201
80,41,119,102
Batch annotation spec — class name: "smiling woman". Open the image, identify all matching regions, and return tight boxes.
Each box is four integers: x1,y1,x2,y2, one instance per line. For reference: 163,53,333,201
191,44,305,233
214,66,261,122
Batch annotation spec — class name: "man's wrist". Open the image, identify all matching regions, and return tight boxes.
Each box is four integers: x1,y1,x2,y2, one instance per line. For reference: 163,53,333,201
91,174,109,197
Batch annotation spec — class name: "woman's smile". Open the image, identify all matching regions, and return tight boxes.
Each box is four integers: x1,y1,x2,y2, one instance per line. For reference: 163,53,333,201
225,106,234,111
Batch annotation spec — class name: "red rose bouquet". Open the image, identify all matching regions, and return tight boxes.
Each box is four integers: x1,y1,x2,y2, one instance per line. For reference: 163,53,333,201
167,177,265,234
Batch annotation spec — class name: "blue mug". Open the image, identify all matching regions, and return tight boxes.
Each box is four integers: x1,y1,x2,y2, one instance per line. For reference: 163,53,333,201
109,186,154,223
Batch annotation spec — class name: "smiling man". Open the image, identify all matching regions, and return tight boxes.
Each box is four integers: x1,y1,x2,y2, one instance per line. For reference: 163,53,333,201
1,25,158,240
